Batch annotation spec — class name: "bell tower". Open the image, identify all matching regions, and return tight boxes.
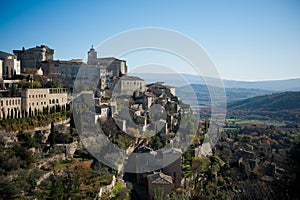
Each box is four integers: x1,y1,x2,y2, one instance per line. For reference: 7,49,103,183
87,45,97,65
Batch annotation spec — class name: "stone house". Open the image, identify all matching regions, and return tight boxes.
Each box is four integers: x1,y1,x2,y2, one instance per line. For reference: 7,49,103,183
147,172,174,200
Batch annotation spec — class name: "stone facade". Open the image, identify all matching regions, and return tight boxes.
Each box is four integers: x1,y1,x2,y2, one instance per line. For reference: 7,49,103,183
147,172,174,200
87,47,127,77
118,75,145,95
21,88,68,117
98,57,127,77
13,45,54,69
0,97,22,119
0,51,21,79
38,60,83,89
147,82,176,97
87,46,97,65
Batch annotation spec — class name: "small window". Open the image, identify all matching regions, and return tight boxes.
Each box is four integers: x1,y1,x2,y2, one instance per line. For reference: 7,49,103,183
29,95,31,98
49,100,51,104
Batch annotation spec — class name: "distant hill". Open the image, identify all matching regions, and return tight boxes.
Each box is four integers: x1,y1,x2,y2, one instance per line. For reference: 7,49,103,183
227,92,300,122
228,92,300,111
130,73,300,91
176,84,274,103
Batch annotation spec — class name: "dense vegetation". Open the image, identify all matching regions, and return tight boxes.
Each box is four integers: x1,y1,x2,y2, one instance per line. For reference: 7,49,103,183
228,91,300,111
227,92,300,122
0,91,299,199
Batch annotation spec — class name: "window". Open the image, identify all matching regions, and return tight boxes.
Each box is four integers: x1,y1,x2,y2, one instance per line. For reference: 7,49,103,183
56,99,59,103
32,103,34,106
1,100,3,106
49,100,51,104
29,95,31,98
41,102,43,105
37,102,38,105
44,94,46,98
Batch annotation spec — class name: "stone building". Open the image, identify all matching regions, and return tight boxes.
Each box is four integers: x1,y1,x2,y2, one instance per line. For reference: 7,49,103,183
147,172,174,200
95,104,110,122
147,82,176,97
0,97,22,119
21,88,68,117
87,46,127,77
0,51,21,79
13,45,54,69
161,148,182,188
117,75,145,95
87,46,97,65
99,57,127,77
37,59,84,89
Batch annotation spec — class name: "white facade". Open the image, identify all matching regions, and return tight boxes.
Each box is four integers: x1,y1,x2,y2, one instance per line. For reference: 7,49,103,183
0,51,21,79
0,97,22,119
119,76,145,95
21,88,68,117
13,59,21,75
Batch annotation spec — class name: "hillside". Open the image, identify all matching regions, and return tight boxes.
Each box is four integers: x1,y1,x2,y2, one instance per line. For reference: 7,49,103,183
227,92,300,122
176,84,274,103
228,92,300,111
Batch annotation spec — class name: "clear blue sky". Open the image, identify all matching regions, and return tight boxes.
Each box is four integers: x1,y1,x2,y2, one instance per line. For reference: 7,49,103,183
0,0,300,81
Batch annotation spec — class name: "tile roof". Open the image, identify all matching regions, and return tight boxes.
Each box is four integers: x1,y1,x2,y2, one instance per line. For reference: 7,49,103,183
147,172,173,185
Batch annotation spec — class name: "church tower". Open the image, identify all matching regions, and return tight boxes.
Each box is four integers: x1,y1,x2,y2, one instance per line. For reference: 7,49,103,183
87,45,97,65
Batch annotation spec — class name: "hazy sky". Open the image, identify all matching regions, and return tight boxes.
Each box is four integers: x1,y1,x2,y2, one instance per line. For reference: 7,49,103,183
0,0,299,81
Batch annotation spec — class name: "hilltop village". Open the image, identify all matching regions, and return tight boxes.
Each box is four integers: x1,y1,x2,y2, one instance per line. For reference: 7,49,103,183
0,45,299,199
0,45,210,199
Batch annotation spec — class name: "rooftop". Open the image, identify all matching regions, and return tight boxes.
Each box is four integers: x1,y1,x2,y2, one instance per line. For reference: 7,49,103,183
120,75,144,81
147,172,173,185
0,51,14,57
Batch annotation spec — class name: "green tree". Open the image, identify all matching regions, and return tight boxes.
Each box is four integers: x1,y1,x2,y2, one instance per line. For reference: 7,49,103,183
50,176,64,200
48,121,55,148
